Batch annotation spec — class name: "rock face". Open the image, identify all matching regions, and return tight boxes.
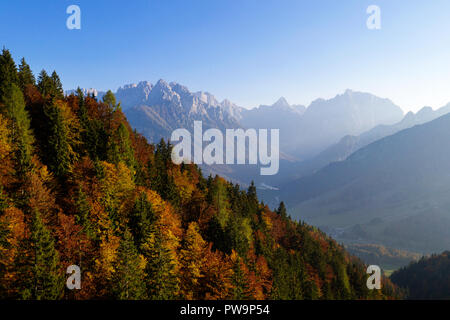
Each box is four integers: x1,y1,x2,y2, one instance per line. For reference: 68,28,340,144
120,80,244,143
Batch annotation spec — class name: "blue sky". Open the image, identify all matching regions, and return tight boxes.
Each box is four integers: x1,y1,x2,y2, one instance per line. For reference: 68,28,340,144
1,0,450,112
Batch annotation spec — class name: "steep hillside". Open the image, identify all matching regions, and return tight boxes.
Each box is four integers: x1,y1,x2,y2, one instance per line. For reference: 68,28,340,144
390,251,450,299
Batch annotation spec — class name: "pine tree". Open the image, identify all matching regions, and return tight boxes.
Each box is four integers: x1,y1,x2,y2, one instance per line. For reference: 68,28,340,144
246,181,258,215
37,70,53,98
15,210,64,300
74,187,95,239
143,226,179,300
44,103,72,178
128,192,156,249
0,48,19,102
76,88,109,161
17,58,35,91
231,254,250,299
50,71,64,99
277,201,288,219
2,83,34,177
111,229,146,300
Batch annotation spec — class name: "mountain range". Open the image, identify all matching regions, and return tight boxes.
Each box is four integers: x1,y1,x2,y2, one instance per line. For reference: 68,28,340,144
67,82,406,185
283,113,450,254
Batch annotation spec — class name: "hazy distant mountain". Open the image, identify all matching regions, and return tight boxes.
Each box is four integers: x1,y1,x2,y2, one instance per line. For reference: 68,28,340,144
240,97,305,155
283,113,450,254
287,90,404,158
285,103,450,180
240,90,403,159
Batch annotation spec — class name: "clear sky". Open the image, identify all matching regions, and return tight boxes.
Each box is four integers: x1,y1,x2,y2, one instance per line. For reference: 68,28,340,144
1,0,450,112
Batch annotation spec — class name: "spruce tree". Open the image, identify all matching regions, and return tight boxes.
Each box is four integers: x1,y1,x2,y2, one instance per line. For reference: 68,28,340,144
17,58,35,91
232,256,250,299
37,70,53,98
0,48,19,102
2,83,34,177
112,229,146,300
38,70,63,99
143,226,179,300
277,201,288,219
128,192,156,249
15,210,64,300
50,71,64,99
44,103,71,178
74,187,95,239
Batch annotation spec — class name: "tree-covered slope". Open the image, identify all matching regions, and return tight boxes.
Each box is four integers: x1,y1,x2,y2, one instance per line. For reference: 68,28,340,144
0,49,398,300
390,251,450,299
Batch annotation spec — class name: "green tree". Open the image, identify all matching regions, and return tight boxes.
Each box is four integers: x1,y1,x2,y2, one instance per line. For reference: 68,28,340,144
44,103,72,178
15,210,64,300
107,123,136,170
232,255,250,299
128,192,156,249
74,187,95,239
2,84,34,177
111,229,146,300
17,57,35,91
50,71,64,99
143,226,179,300
103,90,121,111
37,70,53,98
38,70,63,99
0,48,19,102
277,201,288,219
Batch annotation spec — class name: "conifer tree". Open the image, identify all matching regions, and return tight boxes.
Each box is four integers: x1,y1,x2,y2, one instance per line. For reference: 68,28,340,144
231,255,250,299
37,70,53,98
0,48,19,102
50,71,64,99
44,103,72,178
74,187,95,239
246,181,258,215
111,229,146,300
128,192,156,249
143,226,179,300
277,201,288,219
2,84,34,177
17,58,35,91
15,210,64,300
